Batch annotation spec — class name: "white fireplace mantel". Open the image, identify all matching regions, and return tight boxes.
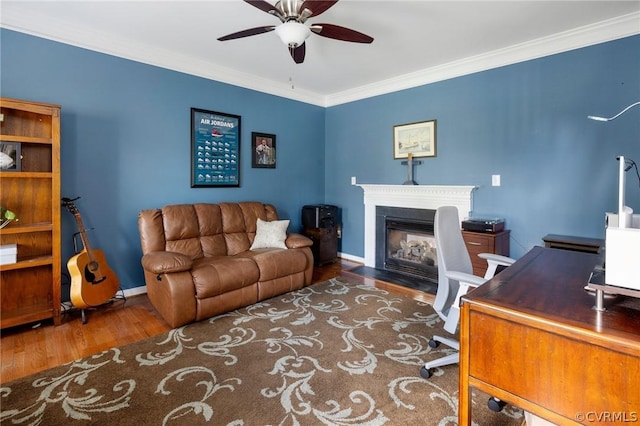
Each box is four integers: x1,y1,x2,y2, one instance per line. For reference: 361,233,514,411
357,184,477,267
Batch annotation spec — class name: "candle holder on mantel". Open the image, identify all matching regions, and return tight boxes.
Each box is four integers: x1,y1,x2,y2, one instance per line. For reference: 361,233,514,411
401,153,422,185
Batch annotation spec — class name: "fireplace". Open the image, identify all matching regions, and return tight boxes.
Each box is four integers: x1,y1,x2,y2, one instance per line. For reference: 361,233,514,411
376,206,437,284
386,218,437,280
356,184,477,294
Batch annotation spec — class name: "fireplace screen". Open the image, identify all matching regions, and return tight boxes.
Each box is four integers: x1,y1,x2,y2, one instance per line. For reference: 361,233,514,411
385,217,437,281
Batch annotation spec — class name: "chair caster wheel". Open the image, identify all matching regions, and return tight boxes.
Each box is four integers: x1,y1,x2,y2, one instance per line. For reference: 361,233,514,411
488,396,506,412
428,338,439,348
420,366,432,379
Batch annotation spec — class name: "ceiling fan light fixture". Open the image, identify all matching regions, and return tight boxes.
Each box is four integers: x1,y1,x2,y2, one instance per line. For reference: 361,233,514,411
274,21,310,47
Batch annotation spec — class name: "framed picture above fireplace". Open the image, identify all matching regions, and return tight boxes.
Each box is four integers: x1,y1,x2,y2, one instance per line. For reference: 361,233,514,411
393,119,437,159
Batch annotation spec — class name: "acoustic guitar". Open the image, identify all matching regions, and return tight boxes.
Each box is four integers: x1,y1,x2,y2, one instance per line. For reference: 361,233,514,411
62,197,119,310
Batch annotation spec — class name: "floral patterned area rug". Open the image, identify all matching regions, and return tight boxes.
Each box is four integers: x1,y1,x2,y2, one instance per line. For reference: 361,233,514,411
0,278,523,425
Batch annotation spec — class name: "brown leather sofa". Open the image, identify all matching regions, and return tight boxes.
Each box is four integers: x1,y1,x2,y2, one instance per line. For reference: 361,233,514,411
138,202,314,328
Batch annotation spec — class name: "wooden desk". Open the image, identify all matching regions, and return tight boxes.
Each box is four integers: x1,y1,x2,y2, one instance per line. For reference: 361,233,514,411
459,247,640,425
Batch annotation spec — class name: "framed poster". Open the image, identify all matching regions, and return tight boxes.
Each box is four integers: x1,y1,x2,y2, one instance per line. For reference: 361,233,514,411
393,119,437,159
191,108,241,187
251,132,276,168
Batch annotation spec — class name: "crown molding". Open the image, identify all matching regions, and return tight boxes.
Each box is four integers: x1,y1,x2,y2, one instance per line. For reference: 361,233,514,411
2,9,638,108
0,8,326,106
324,11,640,107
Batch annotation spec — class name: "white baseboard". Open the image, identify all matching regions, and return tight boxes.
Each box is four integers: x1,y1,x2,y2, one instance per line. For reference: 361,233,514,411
120,285,148,298
338,252,365,264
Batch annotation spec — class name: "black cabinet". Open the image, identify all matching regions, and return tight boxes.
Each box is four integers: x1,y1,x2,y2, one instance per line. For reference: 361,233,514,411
303,227,338,266
301,204,339,266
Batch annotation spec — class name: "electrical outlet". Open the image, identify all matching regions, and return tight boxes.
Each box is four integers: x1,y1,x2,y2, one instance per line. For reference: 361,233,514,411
351,176,357,185
492,175,501,187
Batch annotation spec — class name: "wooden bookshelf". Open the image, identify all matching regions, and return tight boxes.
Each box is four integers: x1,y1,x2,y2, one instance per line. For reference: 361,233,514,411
0,98,61,329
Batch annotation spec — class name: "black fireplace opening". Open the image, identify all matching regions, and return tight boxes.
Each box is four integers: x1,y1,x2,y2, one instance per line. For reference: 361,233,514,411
384,217,437,282
370,206,438,293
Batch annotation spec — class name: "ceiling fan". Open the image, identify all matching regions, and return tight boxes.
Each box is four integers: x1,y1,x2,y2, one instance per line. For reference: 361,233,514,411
217,0,374,64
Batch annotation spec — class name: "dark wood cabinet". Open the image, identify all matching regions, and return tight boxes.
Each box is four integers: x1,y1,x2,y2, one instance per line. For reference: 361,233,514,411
542,233,603,254
462,230,510,276
303,227,338,266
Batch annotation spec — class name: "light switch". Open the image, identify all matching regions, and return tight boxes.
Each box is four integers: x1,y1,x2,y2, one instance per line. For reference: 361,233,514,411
492,175,501,187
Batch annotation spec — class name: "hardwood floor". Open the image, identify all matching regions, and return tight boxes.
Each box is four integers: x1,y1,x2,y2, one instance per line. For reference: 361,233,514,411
0,259,433,384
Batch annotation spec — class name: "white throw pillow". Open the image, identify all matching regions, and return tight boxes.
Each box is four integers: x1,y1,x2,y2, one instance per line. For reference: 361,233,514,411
250,218,289,250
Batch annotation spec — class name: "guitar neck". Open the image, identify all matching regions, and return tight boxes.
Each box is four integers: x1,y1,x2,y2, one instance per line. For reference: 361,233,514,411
73,213,97,262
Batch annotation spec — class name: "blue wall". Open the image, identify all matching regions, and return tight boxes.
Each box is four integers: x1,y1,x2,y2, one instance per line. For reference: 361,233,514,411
326,36,640,259
1,29,325,292
2,29,639,293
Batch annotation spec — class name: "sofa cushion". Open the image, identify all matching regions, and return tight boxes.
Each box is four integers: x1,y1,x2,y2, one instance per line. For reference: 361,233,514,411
219,203,252,255
191,256,260,299
194,203,227,257
239,248,307,282
162,204,204,259
250,218,289,250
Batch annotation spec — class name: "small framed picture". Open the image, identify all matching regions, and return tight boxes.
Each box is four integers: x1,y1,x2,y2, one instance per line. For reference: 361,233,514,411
393,119,437,159
252,132,276,168
0,142,21,171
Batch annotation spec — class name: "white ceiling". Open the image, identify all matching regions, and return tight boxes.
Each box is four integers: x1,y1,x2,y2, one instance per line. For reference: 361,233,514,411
2,1,639,106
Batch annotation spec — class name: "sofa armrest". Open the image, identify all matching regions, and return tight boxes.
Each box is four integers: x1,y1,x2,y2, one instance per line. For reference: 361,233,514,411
141,251,193,274
285,233,313,249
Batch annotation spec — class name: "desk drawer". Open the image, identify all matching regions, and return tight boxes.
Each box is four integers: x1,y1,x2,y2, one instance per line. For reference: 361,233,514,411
463,233,491,254
467,309,640,422
462,230,510,276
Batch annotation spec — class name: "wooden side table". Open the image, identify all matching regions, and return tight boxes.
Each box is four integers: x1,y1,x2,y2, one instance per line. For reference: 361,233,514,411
462,230,510,276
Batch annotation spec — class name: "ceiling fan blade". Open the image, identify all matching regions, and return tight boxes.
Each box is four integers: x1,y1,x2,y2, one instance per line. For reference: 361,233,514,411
289,43,306,64
244,0,280,15
300,1,338,17
218,26,276,41
311,23,373,43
